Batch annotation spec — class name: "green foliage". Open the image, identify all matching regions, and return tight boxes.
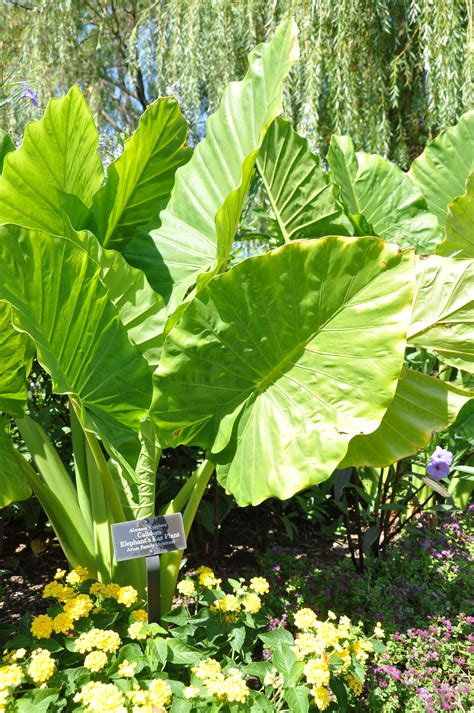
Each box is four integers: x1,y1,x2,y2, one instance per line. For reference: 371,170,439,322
0,567,380,711
0,18,472,614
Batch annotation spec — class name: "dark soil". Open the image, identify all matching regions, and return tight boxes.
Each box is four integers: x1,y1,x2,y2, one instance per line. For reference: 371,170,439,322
0,506,345,625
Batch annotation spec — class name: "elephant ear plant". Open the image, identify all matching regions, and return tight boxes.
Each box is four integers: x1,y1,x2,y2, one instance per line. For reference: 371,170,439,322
0,18,472,615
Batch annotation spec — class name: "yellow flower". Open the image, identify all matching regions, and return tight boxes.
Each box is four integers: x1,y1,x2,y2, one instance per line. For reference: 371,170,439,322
74,681,125,712
177,579,196,597
327,610,337,620
28,649,55,685
66,566,90,585
314,621,339,648
263,667,283,688
117,586,138,607
118,659,137,678
42,581,75,601
249,577,269,595
374,622,385,638
291,633,322,659
312,685,330,710
242,592,261,614
84,651,108,672
218,594,240,613
294,608,317,631
0,663,23,690
2,649,26,663
54,568,66,580
53,612,74,634
346,674,363,696
127,622,150,640
89,582,107,598
75,628,121,654
31,614,53,639
192,658,222,681
196,566,221,589
304,658,330,687
149,678,172,707
205,668,249,704
132,609,148,622
183,685,200,699
353,638,373,663
64,594,94,620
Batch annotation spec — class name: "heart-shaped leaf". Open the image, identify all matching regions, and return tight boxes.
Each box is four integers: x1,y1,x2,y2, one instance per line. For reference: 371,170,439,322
154,236,414,505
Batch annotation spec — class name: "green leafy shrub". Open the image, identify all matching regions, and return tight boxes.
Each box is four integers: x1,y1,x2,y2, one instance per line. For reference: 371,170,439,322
0,567,383,711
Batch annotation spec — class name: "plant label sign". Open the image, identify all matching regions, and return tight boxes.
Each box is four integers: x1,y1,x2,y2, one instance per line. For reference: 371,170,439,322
111,513,186,562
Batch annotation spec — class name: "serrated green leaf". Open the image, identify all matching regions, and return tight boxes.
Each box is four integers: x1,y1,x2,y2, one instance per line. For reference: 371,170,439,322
154,237,414,505
409,110,474,227
328,135,440,252
0,85,103,234
92,97,192,250
256,117,353,241
408,255,474,372
259,629,295,648
166,639,202,665
125,19,299,312
284,686,310,713
0,225,152,471
272,643,297,679
342,369,472,467
437,172,474,259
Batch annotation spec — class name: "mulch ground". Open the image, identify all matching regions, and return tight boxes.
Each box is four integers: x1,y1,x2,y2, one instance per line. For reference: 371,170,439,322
0,507,345,625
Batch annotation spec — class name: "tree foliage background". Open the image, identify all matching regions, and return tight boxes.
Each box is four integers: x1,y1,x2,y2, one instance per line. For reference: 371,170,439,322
1,0,473,165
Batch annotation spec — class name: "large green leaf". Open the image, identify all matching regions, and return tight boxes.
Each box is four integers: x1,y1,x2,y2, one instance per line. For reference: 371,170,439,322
437,172,474,259
125,19,299,311
341,369,472,467
0,86,103,233
0,130,15,174
92,97,192,250
154,236,415,505
409,111,474,226
327,136,441,252
0,301,34,416
0,418,32,508
65,228,166,370
408,255,474,372
0,226,152,470
256,117,353,241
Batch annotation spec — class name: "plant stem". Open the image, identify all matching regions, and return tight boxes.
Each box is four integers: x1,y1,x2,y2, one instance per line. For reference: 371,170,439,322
160,459,215,614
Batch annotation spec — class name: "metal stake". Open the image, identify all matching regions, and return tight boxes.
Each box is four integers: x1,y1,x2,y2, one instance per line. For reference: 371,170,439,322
146,554,161,624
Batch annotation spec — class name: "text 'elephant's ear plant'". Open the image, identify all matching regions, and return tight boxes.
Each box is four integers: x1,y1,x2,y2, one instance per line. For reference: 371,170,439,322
0,18,472,614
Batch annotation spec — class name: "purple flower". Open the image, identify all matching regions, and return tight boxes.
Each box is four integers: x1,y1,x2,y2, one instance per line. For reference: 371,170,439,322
427,447,453,480
20,85,39,107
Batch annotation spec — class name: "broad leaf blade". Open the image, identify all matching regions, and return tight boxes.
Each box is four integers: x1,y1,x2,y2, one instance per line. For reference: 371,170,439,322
437,172,474,258
341,369,472,467
0,226,152,471
154,236,415,505
408,255,474,372
0,418,32,508
409,110,474,227
0,130,15,174
256,117,353,241
328,136,441,252
125,19,299,311
0,86,103,233
65,228,166,370
92,97,192,249
0,301,34,416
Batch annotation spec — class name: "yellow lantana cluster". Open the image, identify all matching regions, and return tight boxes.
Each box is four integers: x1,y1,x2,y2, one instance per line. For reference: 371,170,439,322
28,649,56,685
0,662,23,711
192,659,249,704
75,628,121,654
74,681,125,713
196,566,222,589
126,678,172,709
290,608,375,710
